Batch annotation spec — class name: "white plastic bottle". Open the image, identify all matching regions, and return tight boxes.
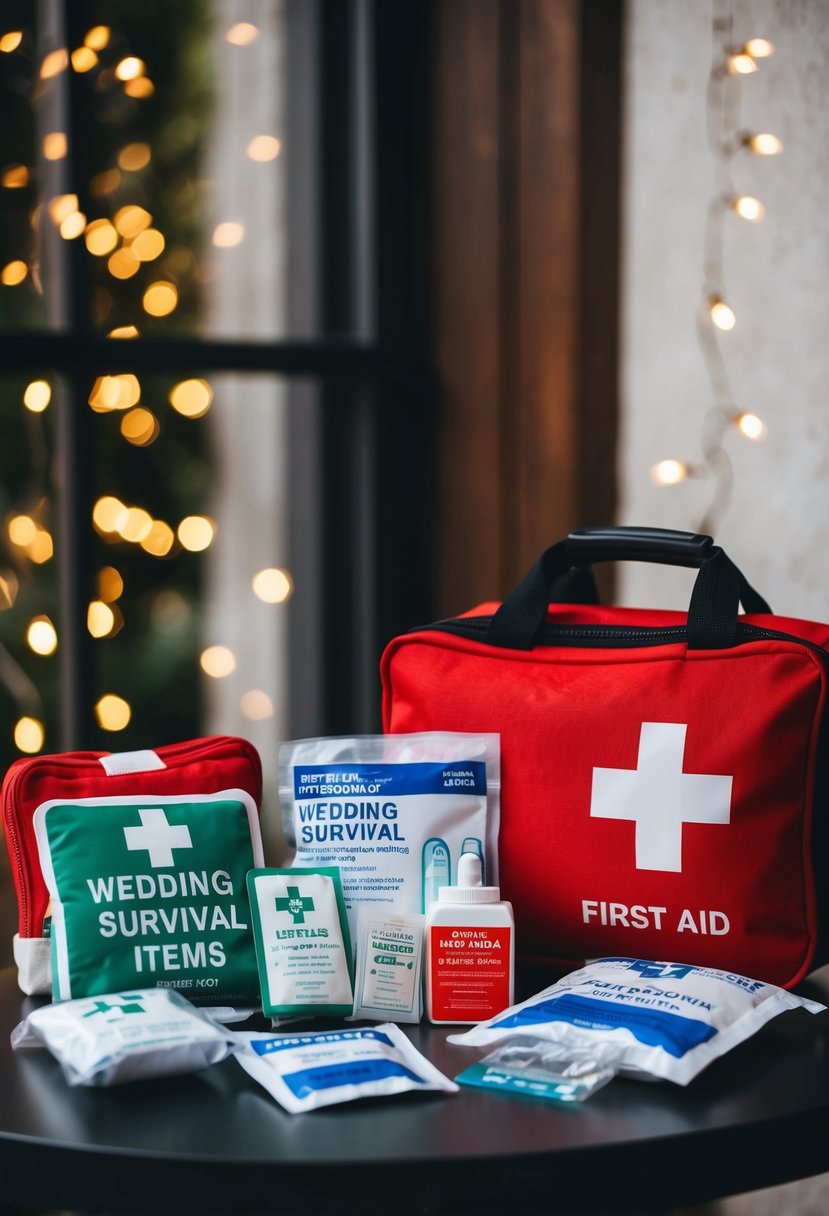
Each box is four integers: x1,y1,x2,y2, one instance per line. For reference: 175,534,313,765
425,851,514,1024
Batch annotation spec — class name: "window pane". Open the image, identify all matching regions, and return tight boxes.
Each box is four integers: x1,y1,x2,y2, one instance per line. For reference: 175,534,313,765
0,371,321,827
0,1,371,340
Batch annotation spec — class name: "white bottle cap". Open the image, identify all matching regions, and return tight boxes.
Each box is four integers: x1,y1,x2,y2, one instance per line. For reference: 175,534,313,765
438,851,501,904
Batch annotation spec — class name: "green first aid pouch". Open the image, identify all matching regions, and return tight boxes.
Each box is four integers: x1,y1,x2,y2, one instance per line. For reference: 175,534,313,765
4,737,265,1006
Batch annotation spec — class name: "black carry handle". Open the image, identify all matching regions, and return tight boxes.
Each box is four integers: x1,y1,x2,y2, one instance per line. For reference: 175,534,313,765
485,526,772,651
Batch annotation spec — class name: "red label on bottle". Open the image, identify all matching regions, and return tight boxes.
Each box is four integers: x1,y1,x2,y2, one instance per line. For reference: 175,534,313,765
429,925,512,1022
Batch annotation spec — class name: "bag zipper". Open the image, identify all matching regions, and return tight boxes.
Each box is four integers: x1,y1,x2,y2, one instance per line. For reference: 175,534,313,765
416,616,829,661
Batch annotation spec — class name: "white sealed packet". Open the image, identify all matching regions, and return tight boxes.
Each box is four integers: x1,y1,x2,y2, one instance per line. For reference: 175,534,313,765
280,732,500,942
12,988,238,1087
447,956,826,1086
234,1023,458,1112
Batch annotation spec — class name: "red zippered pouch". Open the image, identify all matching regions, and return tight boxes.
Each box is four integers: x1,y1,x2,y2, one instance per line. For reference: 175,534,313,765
2,735,262,994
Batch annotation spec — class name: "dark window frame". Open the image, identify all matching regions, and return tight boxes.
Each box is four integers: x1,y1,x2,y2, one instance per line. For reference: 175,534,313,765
0,0,436,748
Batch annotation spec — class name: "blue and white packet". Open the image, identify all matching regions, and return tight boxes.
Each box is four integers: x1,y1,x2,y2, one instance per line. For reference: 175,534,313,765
234,1023,458,1112
447,957,826,1086
280,733,500,940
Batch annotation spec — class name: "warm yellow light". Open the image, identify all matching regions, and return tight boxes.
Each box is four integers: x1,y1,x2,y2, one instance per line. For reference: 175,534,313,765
240,689,274,721
744,38,774,59
107,325,141,339
48,193,79,225
2,164,29,188
40,47,69,79
29,530,53,564
735,411,767,441
97,566,124,602
200,645,237,678
131,227,165,261
27,616,58,656
43,132,68,160
169,378,212,418
115,56,145,81
124,77,155,98
178,515,215,552
84,25,110,51
90,169,121,196
23,380,51,412
59,210,87,240
87,599,116,638
247,135,281,162
745,132,783,156
84,218,119,256
120,407,159,446
212,222,245,248
14,717,44,754
2,260,28,286
226,22,259,45
732,195,765,222
139,520,175,557
252,567,293,604
107,247,141,280
0,31,23,53
114,204,152,238
727,53,757,75
7,514,37,547
651,459,689,486
71,46,98,72
95,694,131,731
142,280,178,317
88,373,140,412
117,142,151,171
709,297,736,331
92,495,128,534
119,506,153,543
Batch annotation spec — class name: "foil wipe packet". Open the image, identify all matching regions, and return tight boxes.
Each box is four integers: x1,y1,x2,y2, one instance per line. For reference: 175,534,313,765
234,1023,458,1112
11,988,238,1086
33,790,264,1006
448,956,826,1086
280,732,500,941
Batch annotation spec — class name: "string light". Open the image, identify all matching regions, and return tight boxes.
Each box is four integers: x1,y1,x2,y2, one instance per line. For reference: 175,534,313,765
1,260,28,285
23,381,51,413
212,221,245,248
39,48,69,79
26,616,58,656
114,56,146,81
117,142,151,171
169,378,212,418
2,165,29,188
85,219,119,256
654,0,778,532
226,22,259,46
240,690,274,720
0,31,23,53
142,280,178,316
247,135,281,162
177,516,215,552
71,47,98,73
252,567,293,603
95,694,131,731
14,717,44,754
200,646,236,678
42,132,68,160
83,26,110,51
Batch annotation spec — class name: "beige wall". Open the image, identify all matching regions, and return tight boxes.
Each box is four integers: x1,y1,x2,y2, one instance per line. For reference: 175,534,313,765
618,0,829,623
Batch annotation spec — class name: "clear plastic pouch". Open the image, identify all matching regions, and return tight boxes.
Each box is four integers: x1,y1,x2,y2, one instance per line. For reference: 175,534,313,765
455,1035,623,1103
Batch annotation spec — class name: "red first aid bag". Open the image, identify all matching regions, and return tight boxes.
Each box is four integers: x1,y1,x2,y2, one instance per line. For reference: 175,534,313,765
381,527,829,989
2,735,262,995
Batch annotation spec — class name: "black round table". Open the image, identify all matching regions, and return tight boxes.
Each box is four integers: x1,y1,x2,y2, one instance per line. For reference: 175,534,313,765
2,966,829,1215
